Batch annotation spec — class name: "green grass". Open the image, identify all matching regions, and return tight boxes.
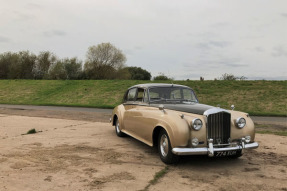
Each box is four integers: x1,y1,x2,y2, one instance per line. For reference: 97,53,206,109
148,166,169,185
142,166,169,191
255,123,287,136
257,130,287,136
21,128,37,135
0,80,286,116
26,128,37,134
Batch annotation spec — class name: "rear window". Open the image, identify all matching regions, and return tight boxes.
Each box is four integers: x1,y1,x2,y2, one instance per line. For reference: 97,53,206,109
127,88,137,101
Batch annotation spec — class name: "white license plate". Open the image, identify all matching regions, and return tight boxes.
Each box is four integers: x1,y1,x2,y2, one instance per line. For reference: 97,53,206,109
215,150,237,157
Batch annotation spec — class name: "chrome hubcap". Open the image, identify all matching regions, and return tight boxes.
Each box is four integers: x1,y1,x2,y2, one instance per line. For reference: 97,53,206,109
116,122,120,133
160,134,169,157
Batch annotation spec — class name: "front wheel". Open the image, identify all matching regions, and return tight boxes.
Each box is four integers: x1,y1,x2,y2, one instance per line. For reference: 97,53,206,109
115,118,125,137
158,129,179,164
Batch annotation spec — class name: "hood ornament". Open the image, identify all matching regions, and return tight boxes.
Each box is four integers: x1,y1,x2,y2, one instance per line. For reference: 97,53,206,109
231,105,235,110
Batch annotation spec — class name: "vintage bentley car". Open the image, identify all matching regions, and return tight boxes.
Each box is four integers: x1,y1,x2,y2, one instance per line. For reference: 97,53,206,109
111,83,258,164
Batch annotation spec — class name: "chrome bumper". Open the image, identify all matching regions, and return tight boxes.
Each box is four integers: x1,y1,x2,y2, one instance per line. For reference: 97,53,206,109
172,138,259,156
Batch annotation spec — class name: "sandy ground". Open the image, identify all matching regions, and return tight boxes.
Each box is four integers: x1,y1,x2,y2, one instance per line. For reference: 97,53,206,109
0,110,287,191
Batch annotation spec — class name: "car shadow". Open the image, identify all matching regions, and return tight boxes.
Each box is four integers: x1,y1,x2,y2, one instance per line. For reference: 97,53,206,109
178,155,245,166
120,135,246,167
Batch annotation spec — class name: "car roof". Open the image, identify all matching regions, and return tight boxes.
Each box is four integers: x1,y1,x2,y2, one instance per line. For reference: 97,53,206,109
129,83,191,89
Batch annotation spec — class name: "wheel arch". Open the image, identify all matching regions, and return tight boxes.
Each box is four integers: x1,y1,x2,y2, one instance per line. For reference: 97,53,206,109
112,114,118,126
152,118,188,149
152,126,171,147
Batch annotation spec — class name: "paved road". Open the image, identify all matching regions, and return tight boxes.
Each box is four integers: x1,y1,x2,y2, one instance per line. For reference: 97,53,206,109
0,104,286,124
0,104,112,113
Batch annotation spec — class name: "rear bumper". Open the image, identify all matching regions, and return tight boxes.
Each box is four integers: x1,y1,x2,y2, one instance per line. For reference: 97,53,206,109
172,138,259,156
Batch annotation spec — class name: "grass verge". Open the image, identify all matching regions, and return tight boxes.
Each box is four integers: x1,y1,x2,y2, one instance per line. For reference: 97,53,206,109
0,80,286,116
257,130,287,136
255,123,287,136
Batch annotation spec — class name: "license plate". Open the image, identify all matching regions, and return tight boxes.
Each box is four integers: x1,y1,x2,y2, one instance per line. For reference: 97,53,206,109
215,150,238,157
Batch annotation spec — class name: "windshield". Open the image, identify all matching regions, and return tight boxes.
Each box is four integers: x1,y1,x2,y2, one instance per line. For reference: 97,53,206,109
148,87,198,104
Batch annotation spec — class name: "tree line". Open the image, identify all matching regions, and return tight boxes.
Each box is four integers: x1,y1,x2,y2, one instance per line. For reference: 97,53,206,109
0,43,152,80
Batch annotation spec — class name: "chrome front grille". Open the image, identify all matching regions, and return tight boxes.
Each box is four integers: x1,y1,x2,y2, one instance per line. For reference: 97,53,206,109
207,112,231,145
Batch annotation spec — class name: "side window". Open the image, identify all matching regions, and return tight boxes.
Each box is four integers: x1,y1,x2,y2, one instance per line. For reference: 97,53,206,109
183,89,193,100
170,89,181,99
136,88,144,102
149,91,159,99
127,88,137,101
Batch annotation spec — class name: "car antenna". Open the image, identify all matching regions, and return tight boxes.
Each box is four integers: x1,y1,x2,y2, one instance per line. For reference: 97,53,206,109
167,69,174,86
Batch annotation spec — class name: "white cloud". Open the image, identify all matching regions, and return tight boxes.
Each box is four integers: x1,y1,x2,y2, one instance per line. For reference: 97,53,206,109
0,0,286,80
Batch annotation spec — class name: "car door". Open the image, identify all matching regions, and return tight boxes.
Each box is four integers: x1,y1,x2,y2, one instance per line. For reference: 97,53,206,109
126,88,153,141
122,88,137,132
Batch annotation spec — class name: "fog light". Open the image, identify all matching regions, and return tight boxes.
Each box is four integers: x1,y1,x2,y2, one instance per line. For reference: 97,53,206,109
192,138,199,147
245,136,251,143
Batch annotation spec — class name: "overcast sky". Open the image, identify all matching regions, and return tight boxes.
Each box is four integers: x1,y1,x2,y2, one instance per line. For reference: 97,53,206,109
0,0,286,80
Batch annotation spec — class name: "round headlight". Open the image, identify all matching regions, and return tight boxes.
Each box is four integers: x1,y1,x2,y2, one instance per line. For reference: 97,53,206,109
236,117,246,128
192,118,203,130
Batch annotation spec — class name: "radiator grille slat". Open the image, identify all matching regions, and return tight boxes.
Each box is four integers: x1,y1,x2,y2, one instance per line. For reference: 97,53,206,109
207,112,231,144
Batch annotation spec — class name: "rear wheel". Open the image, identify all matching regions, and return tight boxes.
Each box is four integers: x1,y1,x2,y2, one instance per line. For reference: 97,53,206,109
115,118,125,137
158,129,179,164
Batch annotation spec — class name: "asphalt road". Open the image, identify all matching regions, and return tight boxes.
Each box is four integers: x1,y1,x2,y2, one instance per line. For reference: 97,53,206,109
0,104,112,113
0,104,286,124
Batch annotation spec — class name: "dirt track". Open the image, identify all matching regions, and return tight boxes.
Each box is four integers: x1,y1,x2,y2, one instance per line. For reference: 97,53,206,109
0,110,287,190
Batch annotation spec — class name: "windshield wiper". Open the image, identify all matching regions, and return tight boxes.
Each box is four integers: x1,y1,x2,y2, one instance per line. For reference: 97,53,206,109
149,98,167,103
150,99,183,104
181,99,198,103
150,99,197,103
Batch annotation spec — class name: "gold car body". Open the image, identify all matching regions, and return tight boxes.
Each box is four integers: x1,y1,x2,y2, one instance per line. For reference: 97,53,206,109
112,83,258,158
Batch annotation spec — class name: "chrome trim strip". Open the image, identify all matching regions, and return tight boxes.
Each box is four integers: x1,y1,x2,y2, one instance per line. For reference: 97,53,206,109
244,142,259,149
172,142,259,156
208,139,214,157
172,147,208,155
203,108,230,116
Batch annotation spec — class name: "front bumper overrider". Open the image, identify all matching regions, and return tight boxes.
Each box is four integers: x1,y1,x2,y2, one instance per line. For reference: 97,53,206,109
172,138,259,157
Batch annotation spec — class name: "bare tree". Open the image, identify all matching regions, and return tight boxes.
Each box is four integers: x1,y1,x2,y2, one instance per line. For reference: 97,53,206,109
220,73,237,80
48,61,67,80
0,52,14,79
219,73,247,81
33,51,57,79
63,57,82,79
238,76,248,81
0,51,36,79
16,51,37,79
84,43,126,79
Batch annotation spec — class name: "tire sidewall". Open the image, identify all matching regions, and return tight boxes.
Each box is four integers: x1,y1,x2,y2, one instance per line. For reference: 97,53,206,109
158,129,179,164
115,118,125,137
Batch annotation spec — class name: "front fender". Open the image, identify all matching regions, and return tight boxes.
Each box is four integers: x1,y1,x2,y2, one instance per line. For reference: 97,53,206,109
230,111,255,141
154,110,190,148
112,105,125,129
